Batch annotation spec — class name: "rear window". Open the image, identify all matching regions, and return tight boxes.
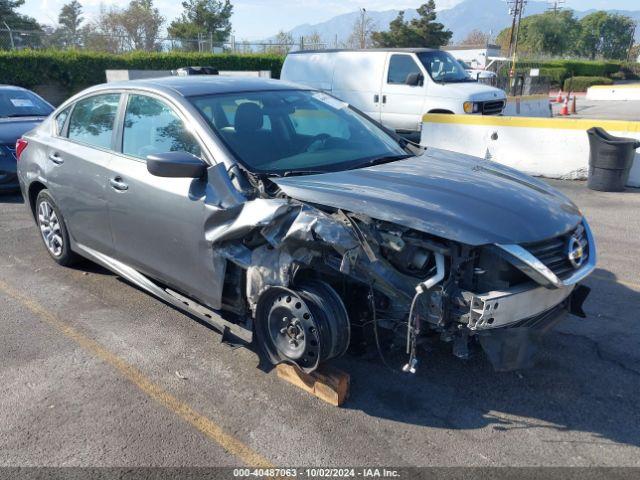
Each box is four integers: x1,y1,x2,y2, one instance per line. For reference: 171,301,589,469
67,94,120,149
0,89,53,118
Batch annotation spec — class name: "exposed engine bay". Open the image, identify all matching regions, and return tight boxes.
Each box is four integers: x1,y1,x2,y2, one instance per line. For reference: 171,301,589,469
201,161,595,374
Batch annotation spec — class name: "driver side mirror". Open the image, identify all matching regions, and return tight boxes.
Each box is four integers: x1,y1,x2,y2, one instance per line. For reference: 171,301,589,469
146,151,207,178
405,73,424,87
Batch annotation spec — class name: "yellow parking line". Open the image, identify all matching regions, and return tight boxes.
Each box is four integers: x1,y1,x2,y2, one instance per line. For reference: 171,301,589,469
0,278,273,469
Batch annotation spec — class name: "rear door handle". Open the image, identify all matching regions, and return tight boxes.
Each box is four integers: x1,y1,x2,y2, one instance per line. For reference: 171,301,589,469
48,153,64,165
109,177,128,191
374,94,380,103
382,95,387,104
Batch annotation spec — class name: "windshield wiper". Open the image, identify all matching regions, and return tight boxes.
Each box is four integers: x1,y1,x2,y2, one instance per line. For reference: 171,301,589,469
356,154,413,169
280,169,327,177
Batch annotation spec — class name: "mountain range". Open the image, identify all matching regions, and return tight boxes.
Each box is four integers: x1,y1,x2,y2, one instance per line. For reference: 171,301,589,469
265,0,640,46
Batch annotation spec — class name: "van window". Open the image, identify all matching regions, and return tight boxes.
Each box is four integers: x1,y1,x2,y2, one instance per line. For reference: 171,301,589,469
68,94,120,149
122,94,201,160
387,55,422,85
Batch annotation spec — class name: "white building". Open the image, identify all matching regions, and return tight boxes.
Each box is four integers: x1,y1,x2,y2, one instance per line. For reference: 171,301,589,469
442,44,502,70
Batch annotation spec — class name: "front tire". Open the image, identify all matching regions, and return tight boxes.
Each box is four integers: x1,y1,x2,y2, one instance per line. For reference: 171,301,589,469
35,190,78,266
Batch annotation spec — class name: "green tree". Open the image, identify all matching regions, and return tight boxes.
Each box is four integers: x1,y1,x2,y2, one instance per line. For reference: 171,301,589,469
496,11,580,57
371,1,451,48
0,0,41,30
58,0,83,35
54,0,83,48
525,10,580,56
117,0,165,51
168,0,232,49
577,11,635,60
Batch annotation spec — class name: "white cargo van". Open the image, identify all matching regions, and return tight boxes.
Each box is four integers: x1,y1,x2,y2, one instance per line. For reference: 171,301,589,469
281,48,507,136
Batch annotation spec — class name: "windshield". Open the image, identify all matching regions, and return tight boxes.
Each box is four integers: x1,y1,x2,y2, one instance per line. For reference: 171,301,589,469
0,89,53,117
417,51,471,83
190,90,410,175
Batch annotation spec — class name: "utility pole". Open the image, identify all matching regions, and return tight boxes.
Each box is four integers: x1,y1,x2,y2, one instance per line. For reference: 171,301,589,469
359,8,368,49
506,0,526,95
547,0,565,13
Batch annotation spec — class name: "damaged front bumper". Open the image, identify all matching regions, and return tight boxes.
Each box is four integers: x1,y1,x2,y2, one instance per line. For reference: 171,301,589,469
472,284,591,371
466,220,596,370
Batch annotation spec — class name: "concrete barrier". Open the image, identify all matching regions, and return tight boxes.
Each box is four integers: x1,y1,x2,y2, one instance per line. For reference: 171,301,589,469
503,94,552,118
586,84,640,101
421,114,640,188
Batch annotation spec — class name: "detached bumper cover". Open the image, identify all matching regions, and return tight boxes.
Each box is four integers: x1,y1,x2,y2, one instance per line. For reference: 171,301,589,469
477,285,591,371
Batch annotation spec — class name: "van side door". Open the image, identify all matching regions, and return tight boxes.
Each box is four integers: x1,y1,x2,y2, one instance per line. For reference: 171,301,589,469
380,53,428,134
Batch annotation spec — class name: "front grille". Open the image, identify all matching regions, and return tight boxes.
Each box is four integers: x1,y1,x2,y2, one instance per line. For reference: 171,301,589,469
523,224,589,280
482,100,505,115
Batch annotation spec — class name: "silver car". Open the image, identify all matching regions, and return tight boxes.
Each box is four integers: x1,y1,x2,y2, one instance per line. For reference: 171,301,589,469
18,76,596,373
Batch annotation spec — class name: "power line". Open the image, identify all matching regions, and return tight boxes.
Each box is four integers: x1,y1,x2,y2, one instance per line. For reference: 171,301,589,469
547,0,566,13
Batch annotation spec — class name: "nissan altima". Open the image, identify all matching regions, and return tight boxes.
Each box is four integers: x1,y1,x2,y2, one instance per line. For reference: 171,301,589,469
17,76,595,373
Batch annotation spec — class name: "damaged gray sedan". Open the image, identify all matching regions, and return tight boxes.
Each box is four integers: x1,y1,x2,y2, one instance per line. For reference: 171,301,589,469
17,76,595,373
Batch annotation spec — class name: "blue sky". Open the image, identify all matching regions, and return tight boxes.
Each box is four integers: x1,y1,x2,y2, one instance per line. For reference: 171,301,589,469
18,0,640,40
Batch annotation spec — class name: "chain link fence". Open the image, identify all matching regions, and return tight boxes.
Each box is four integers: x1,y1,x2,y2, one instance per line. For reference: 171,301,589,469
0,29,327,54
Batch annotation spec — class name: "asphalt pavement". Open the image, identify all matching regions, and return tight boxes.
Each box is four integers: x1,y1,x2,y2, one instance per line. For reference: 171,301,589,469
1,180,639,468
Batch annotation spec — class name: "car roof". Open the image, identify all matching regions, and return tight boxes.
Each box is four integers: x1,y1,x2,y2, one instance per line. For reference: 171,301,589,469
0,85,29,91
90,76,307,97
289,48,439,55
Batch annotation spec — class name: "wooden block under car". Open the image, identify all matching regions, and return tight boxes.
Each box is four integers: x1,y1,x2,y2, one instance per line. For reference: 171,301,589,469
276,363,350,407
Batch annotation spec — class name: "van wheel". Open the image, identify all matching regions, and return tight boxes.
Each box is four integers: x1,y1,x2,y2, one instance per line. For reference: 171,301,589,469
35,190,79,266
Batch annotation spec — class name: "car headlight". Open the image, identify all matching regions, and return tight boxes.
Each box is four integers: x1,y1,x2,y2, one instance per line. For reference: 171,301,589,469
463,101,481,114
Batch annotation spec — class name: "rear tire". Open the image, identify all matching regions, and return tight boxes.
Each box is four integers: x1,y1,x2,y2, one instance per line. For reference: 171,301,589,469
35,190,79,266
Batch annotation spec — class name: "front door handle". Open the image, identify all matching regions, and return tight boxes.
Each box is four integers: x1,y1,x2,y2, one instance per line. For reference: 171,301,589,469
48,152,64,165
374,94,380,103
109,177,129,191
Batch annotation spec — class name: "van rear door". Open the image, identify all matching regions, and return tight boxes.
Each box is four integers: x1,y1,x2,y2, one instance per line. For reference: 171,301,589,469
380,53,427,133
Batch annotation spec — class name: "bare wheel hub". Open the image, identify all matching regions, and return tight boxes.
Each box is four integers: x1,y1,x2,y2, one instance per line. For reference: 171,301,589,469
255,281,351,373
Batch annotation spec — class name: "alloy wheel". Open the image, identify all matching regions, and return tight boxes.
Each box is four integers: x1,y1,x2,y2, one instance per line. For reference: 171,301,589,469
38,200,64,257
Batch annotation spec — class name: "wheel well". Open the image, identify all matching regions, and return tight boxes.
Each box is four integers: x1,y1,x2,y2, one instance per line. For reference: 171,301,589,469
427,109,454,114
28,181,47,219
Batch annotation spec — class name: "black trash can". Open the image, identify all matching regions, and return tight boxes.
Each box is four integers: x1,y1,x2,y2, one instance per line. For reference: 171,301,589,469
586,127,640,192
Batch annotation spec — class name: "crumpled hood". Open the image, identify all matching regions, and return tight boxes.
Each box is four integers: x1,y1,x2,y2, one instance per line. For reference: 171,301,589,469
0,117,44,144
274,149,582,246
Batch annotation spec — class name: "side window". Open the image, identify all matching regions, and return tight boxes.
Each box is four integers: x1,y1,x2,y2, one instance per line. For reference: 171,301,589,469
387,55,422,85
122,94,202,159
55,106,71,136
68,94,120,149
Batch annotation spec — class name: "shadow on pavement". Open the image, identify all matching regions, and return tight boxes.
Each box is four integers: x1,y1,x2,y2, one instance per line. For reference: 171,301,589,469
336,267,640,448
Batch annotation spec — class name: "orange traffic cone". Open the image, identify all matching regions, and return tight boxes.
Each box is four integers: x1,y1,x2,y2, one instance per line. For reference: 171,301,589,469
559,97,570,116
555,90,564,103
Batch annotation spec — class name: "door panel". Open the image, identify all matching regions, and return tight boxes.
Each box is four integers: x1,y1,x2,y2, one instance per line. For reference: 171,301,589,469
380,54,427,132
107,93,222,308
45,93,120,254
